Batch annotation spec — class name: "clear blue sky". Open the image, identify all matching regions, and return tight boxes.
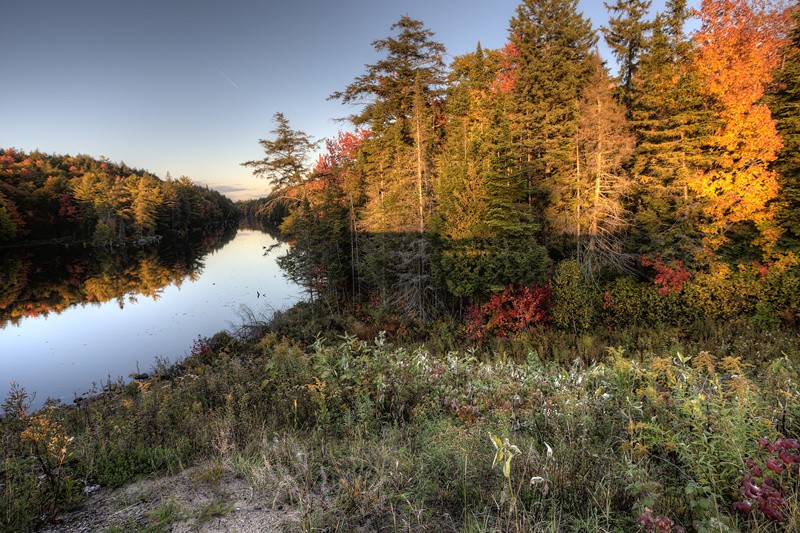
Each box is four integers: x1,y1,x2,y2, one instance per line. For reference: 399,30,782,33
1,0,697,201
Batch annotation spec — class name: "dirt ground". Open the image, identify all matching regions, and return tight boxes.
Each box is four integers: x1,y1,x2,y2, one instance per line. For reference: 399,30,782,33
40,464,296,532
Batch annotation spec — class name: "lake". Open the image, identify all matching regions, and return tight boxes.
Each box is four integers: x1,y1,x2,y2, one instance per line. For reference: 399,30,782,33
0,229,302,407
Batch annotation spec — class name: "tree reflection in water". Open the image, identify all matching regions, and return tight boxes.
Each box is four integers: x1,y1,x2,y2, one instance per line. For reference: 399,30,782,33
0,227,237,329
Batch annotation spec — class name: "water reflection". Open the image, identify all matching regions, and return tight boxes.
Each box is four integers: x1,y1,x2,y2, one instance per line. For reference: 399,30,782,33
0,229,301,406
0,228,236,328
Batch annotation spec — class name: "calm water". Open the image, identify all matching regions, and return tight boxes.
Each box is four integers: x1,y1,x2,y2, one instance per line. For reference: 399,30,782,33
0,229,302,406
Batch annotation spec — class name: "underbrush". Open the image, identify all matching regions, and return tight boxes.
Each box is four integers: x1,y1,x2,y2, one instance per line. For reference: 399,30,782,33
2,325,800,531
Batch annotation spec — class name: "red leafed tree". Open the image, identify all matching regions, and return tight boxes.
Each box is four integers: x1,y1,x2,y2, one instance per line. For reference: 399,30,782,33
493,42,520,94
690,0,789,254
639,255,693,295
307,129,370,207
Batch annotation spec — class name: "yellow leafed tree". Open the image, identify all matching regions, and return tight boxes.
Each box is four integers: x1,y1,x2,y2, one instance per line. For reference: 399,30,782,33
690,0,788,254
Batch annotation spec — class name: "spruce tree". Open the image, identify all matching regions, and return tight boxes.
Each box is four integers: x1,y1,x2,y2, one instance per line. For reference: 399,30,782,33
628,0,708,261
507,0,596,248
434,44,548,297
602,0,653,114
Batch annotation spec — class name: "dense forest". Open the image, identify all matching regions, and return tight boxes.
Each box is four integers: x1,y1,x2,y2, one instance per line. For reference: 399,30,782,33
0,148,237,247
242,0,800,333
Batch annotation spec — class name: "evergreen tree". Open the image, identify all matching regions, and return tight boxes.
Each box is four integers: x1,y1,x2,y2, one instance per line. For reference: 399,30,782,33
628,0,708,261
602,0,653,113
0,191,20,241
435,44,494,243
241,112,318,192
434,44,548,297
768,5,800,248
126,174,164,239
330,16,447,318
507,0,596,247
330,16,445,235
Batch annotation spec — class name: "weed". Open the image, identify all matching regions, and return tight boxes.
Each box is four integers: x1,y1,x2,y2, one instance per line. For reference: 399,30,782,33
196,497,234,522
146,500,184,530
192,461,225,488
3,313,799,531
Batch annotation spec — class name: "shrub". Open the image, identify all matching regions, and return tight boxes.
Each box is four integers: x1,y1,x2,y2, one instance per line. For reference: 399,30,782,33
465,284,552,339
640,255,693,296
550,260,600,331
601,276,685,330
733,438,800,524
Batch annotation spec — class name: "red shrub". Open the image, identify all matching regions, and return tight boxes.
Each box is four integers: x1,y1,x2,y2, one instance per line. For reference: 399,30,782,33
640,255,693,296
465,284,552,339
734,437,800,523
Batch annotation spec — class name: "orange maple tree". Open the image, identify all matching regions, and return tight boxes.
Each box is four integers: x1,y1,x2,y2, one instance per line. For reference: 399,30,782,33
690,0,789,253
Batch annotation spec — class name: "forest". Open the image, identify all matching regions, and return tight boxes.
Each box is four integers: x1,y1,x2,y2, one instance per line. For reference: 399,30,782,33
0,148,237,247
241,0,800,334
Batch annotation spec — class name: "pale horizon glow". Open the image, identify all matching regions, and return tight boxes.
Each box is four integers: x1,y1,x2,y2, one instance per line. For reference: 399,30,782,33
1,0,698,201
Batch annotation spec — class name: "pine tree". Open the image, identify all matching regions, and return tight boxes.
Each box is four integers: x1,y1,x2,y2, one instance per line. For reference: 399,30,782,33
330,16,447,317
330,16,445,235
0,190,21,241
126,174,163,239
602,0,653,113
241,112,318,192
507,0,596,245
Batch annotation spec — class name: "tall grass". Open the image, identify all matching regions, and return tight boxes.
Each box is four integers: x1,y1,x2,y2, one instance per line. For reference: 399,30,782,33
2,320,800,531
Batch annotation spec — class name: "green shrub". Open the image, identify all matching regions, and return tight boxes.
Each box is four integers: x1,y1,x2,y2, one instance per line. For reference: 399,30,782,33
551,260,600,331
602,276,686,329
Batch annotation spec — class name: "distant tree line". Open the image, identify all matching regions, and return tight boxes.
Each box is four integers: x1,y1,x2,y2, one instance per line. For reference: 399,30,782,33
236,191,288,231
246,0,800,326
0,149,237,247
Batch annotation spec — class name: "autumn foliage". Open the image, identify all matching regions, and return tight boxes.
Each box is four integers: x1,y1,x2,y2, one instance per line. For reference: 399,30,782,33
734,437,800,522
465,284,552,339
690,0,787,252
640,255,693,296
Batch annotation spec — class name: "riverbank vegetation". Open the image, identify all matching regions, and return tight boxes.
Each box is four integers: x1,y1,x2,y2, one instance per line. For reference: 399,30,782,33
240,0,800,329
2,312,799,531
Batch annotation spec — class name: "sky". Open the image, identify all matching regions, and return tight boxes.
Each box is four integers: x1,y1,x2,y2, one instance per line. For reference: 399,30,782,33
2,0,699,201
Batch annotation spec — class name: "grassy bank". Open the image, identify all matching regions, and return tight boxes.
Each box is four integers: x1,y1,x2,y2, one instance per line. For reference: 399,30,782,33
2,309,800,531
